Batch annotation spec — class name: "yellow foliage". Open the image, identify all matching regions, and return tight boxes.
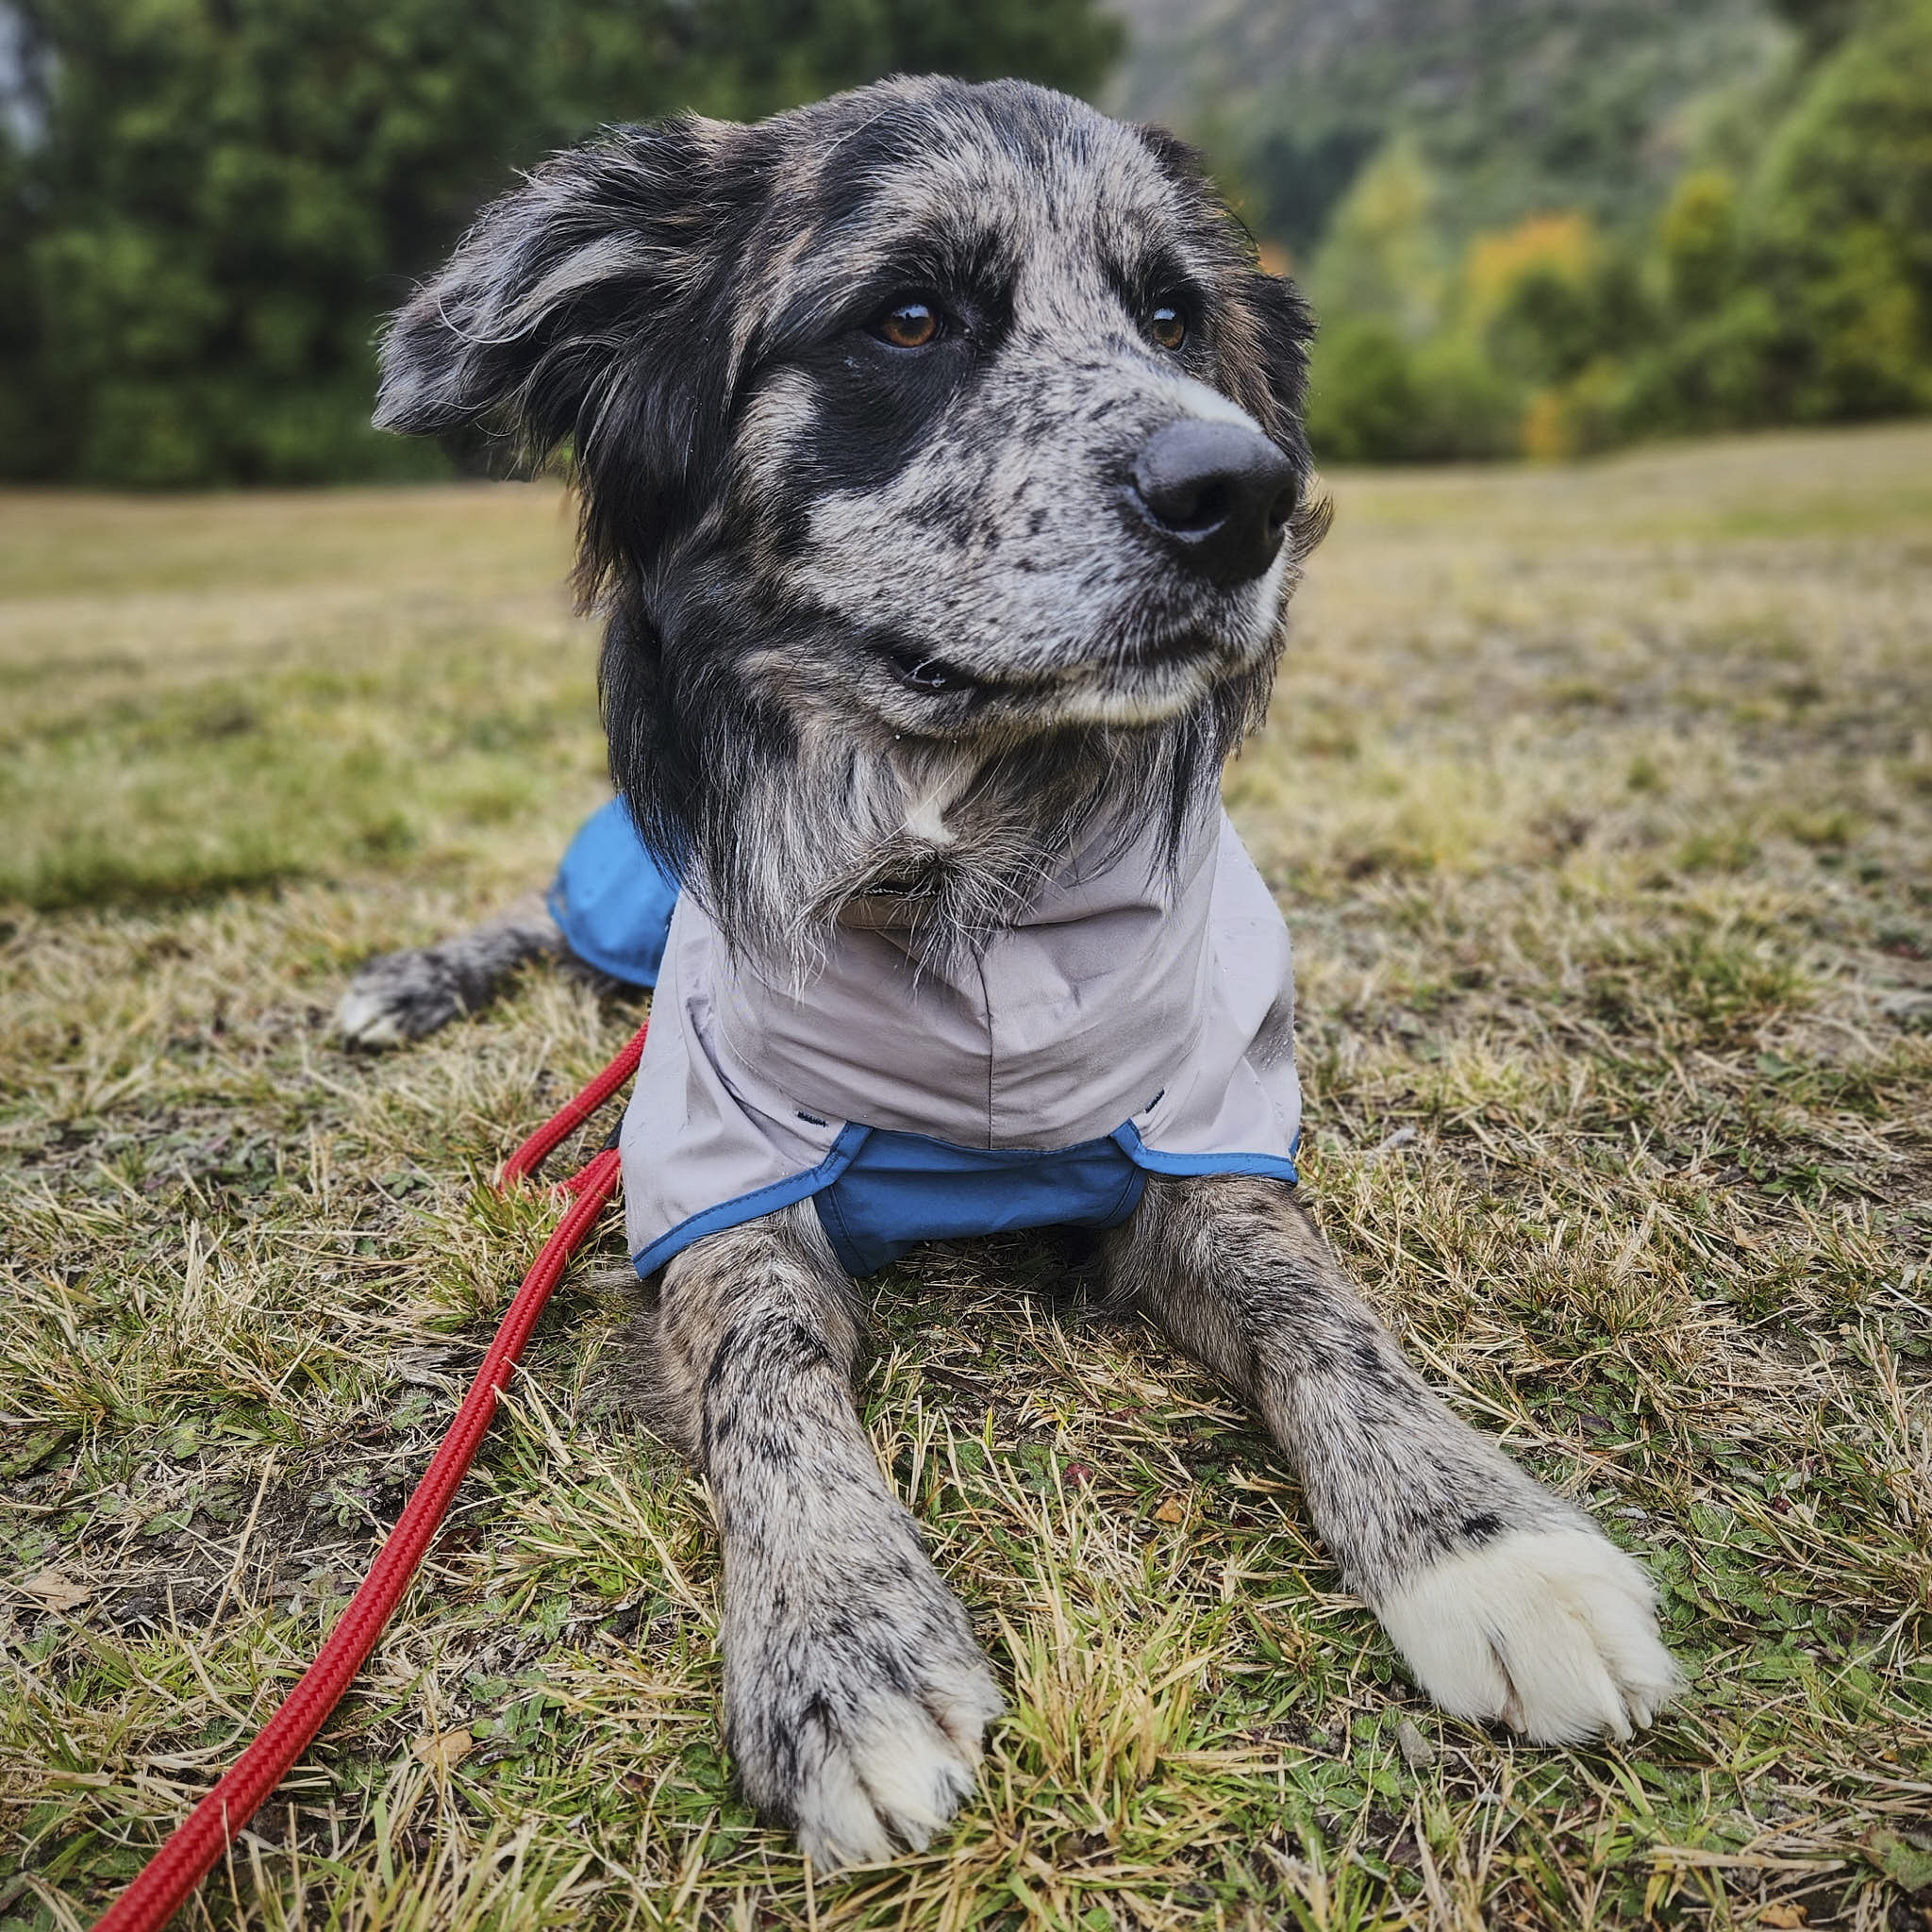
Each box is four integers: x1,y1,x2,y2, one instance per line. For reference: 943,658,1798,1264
1520,356,1626,460
1464,209,1599,328
1521,388,1574,459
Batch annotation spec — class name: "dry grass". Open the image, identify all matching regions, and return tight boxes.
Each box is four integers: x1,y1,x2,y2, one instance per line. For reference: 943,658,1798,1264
3,424,1929,1931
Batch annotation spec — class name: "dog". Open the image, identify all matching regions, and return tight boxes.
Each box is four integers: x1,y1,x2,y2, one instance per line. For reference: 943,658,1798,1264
338,75,1682,1870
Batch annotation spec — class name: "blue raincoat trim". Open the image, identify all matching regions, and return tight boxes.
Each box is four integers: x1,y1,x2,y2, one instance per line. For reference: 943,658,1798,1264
629,1122,871,1279
815,1126,1150,1276
1108,1120,1299,1183
630,1121,1301,1281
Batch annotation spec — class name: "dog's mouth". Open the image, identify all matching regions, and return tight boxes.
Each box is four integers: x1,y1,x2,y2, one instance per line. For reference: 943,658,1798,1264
858,865,936,897
841,857,948,932
886,644,983,695
882,632,1225,705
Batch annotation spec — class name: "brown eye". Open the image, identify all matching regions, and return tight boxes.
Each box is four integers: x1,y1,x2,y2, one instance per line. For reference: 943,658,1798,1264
874,300,943,349
1149,303,1188,351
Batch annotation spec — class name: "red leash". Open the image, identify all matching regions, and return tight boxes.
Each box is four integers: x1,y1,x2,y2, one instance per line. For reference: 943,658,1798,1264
91,1023,648,1932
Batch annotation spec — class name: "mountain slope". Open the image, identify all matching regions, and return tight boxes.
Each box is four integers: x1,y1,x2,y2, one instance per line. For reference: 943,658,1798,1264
1105,0,1792,257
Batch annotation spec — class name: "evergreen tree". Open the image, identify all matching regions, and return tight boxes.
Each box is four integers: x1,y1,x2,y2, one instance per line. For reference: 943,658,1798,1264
0,0,1121,484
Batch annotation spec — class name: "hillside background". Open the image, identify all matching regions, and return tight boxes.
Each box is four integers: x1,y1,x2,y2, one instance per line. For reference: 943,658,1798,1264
1107,0,1787,257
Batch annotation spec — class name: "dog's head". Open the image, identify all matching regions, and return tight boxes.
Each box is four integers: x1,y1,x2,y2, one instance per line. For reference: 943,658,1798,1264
378,77,1327,964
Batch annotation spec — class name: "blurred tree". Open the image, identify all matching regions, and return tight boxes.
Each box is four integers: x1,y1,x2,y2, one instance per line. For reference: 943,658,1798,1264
1619,0,1932,432
0,128,41,472
1306,137,1449,343
1763,0,1863,48
1304,317,1519,463
1468,212,1605,386
1303,0,1932,460
1657,168,1741,316
0,0,1121,484
1117,0,1790,263
11,0,563,483
1246,125,1380,265
1302,319,1417,462
546,0,1121,124
1743,0,1932,417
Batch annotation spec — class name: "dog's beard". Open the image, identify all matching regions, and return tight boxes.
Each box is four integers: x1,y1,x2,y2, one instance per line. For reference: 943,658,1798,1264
604,603,1274,989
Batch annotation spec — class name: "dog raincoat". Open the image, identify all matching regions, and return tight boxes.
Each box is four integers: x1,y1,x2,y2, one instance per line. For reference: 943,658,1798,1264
548,797,1302,1279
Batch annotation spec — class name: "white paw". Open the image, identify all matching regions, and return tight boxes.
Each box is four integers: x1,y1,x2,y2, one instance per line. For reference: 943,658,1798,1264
1378,1525,1683,1745
790,1663,1002,1870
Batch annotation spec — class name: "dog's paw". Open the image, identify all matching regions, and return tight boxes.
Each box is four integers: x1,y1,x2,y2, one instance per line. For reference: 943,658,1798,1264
1377,1525,1682,1745
788,1657,1000,1870
726,1588,1002,1869
336,949,466,1047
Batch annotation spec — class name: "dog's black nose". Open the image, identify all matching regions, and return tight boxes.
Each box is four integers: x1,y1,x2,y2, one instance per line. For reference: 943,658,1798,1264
1129,419,1299,586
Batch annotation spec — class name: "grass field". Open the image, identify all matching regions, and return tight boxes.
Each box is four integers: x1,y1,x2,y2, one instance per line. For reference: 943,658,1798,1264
2,425,1929,1931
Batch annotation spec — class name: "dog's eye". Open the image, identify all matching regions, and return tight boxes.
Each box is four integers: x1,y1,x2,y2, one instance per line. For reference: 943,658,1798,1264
872,300,944,350
1148,303,1188,352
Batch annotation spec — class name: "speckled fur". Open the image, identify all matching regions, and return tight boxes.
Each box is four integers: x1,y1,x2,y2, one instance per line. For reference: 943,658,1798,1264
342,75,1680,1864
363,75,1324,985
1102,1180,1679,1740
1101,1176,1583,1600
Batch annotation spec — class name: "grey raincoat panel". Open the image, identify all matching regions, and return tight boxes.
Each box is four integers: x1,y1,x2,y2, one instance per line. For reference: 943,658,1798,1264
618,802,1302,1276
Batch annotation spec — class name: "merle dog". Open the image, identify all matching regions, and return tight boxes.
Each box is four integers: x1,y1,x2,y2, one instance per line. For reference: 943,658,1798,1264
340,76,1681,1870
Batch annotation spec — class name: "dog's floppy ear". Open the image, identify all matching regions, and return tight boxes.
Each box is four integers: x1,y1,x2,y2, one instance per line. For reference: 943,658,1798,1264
375,118,747,572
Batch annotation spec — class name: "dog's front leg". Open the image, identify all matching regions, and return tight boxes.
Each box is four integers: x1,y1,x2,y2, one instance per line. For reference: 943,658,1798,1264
648,1206,1002,1868
1105,1174,1681,1742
